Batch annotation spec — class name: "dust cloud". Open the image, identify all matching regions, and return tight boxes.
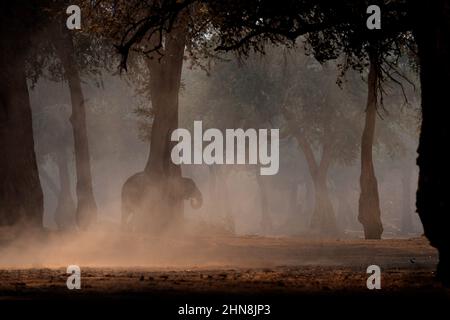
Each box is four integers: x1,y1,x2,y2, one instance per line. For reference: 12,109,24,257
0,47,423,269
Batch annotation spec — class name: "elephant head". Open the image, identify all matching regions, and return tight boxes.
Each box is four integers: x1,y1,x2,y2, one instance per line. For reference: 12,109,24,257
180,177,203,209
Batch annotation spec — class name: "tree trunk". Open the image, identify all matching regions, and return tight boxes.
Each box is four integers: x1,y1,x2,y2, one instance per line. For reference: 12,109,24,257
412,0,450,286
0,2,43,228
296,134,337,235
310,167,337,234
141,19,188,233
54,150,76,230
358,53,383,240
39,167,60,199
282,89,337,235
53,26,98,229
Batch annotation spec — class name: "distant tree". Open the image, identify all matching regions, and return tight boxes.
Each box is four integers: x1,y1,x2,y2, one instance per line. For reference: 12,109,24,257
28,0,115,229
50,23,99,229
182,47,361,235
277,51,361,235
302,1,415,239
34,104,76,230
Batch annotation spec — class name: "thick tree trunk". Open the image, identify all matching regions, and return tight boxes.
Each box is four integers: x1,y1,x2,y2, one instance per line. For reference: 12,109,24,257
54,150,76,230
0,2,43,228
358,54,383,240
412,0,450,286
53,26,97,229
141,20,188,232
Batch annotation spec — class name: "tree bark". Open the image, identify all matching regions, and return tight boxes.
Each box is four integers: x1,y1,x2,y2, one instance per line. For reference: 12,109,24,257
0,2,43,228
412,0,450,286
53,25,98,229
358,53,383,240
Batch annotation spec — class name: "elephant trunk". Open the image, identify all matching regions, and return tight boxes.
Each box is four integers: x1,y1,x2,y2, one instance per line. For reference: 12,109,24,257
190,191,203,209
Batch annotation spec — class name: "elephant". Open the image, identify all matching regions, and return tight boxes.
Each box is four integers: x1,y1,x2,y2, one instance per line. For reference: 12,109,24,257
121,171,203,232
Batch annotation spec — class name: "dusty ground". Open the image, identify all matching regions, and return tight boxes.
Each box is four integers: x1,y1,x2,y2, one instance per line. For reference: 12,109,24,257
0,234,448,317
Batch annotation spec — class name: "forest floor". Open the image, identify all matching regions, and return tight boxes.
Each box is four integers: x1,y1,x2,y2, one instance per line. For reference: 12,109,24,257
0,233,448,317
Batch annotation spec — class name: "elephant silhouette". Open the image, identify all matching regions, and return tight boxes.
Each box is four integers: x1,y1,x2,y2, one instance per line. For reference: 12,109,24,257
121,172,202,232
